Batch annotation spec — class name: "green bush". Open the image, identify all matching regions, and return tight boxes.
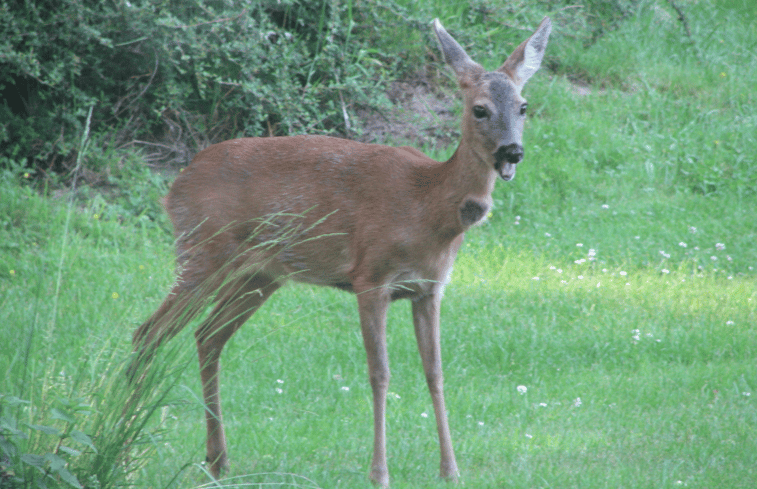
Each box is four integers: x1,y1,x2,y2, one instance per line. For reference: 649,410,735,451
0,0,406,173
1,0,646,177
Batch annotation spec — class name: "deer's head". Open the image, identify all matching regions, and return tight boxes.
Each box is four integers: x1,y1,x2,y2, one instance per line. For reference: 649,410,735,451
433,18,551,181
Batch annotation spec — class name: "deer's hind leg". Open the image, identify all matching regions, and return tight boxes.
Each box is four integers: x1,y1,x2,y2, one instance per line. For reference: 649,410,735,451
129,269,220,380
130,235,241,375
195,272,281,478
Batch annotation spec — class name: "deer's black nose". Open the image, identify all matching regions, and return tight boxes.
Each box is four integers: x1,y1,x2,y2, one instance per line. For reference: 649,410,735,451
494,144,523,165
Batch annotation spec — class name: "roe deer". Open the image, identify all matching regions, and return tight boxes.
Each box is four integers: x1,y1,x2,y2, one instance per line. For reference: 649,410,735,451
131,17,551,487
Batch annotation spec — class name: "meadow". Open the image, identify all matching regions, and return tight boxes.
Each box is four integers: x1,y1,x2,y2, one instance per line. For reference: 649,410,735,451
1,0,755,488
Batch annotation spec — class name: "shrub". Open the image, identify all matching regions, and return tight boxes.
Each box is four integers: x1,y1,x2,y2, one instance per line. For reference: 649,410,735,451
0,0,405,173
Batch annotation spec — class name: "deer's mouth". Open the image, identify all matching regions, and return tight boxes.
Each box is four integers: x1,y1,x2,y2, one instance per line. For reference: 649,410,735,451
494,160,517,181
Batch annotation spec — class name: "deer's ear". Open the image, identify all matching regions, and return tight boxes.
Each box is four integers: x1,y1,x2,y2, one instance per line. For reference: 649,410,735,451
499,17,552,90
433,19,484,86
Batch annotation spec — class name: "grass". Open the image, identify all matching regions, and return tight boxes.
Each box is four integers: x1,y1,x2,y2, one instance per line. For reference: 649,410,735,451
1,0,756,487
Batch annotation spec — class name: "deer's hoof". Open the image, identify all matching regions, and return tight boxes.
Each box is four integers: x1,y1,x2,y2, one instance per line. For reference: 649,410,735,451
205,453,230,479
440,463,460,483
369,467,390,488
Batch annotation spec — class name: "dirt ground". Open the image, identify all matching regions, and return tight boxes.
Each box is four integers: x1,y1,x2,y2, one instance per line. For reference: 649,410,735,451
354,80,461,153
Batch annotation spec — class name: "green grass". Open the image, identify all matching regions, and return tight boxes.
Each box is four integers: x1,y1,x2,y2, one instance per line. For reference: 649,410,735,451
2,0,756,488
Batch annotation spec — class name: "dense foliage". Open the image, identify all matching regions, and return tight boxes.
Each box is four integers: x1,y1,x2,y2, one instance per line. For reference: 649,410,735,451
1,0,642,176
1,0,411,173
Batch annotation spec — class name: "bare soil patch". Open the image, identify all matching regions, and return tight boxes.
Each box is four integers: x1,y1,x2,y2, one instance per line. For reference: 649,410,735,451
354,80,461,153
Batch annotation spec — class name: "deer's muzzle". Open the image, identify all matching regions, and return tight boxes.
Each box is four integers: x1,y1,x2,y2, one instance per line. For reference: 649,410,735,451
494,143,523,164
494,144,523,181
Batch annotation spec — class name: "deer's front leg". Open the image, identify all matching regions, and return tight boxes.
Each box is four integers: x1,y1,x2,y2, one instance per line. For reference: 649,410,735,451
412,293,459,482
356,289,391,487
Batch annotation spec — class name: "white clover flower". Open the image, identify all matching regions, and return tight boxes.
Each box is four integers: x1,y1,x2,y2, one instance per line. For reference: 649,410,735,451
275,388,283,394
601,204,609,209
716,243,726,250
573,397,582,407
662,269,670,274
576,243,584,247
341,386,350,391
517,385,527,395
679,242,687,248
619,271,627,276
688,226,697,233
421,412,429,418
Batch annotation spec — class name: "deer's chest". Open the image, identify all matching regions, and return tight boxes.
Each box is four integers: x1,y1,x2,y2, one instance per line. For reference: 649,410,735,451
459,198,490,228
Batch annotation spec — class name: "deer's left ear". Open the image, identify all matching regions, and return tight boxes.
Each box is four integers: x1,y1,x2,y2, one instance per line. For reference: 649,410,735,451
499,17,552,91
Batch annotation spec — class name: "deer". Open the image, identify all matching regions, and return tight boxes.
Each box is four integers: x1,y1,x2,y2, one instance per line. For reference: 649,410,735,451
130,17,551,487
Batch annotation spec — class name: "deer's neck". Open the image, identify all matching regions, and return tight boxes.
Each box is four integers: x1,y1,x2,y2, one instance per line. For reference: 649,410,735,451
418,141,497,236
451,140,496,207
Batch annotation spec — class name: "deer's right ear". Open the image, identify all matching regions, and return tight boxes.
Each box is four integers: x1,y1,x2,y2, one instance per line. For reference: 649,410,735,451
433,19,484,85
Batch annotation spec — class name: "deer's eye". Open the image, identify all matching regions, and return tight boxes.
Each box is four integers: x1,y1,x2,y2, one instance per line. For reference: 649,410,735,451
472,105,489,119
520,103,528,115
